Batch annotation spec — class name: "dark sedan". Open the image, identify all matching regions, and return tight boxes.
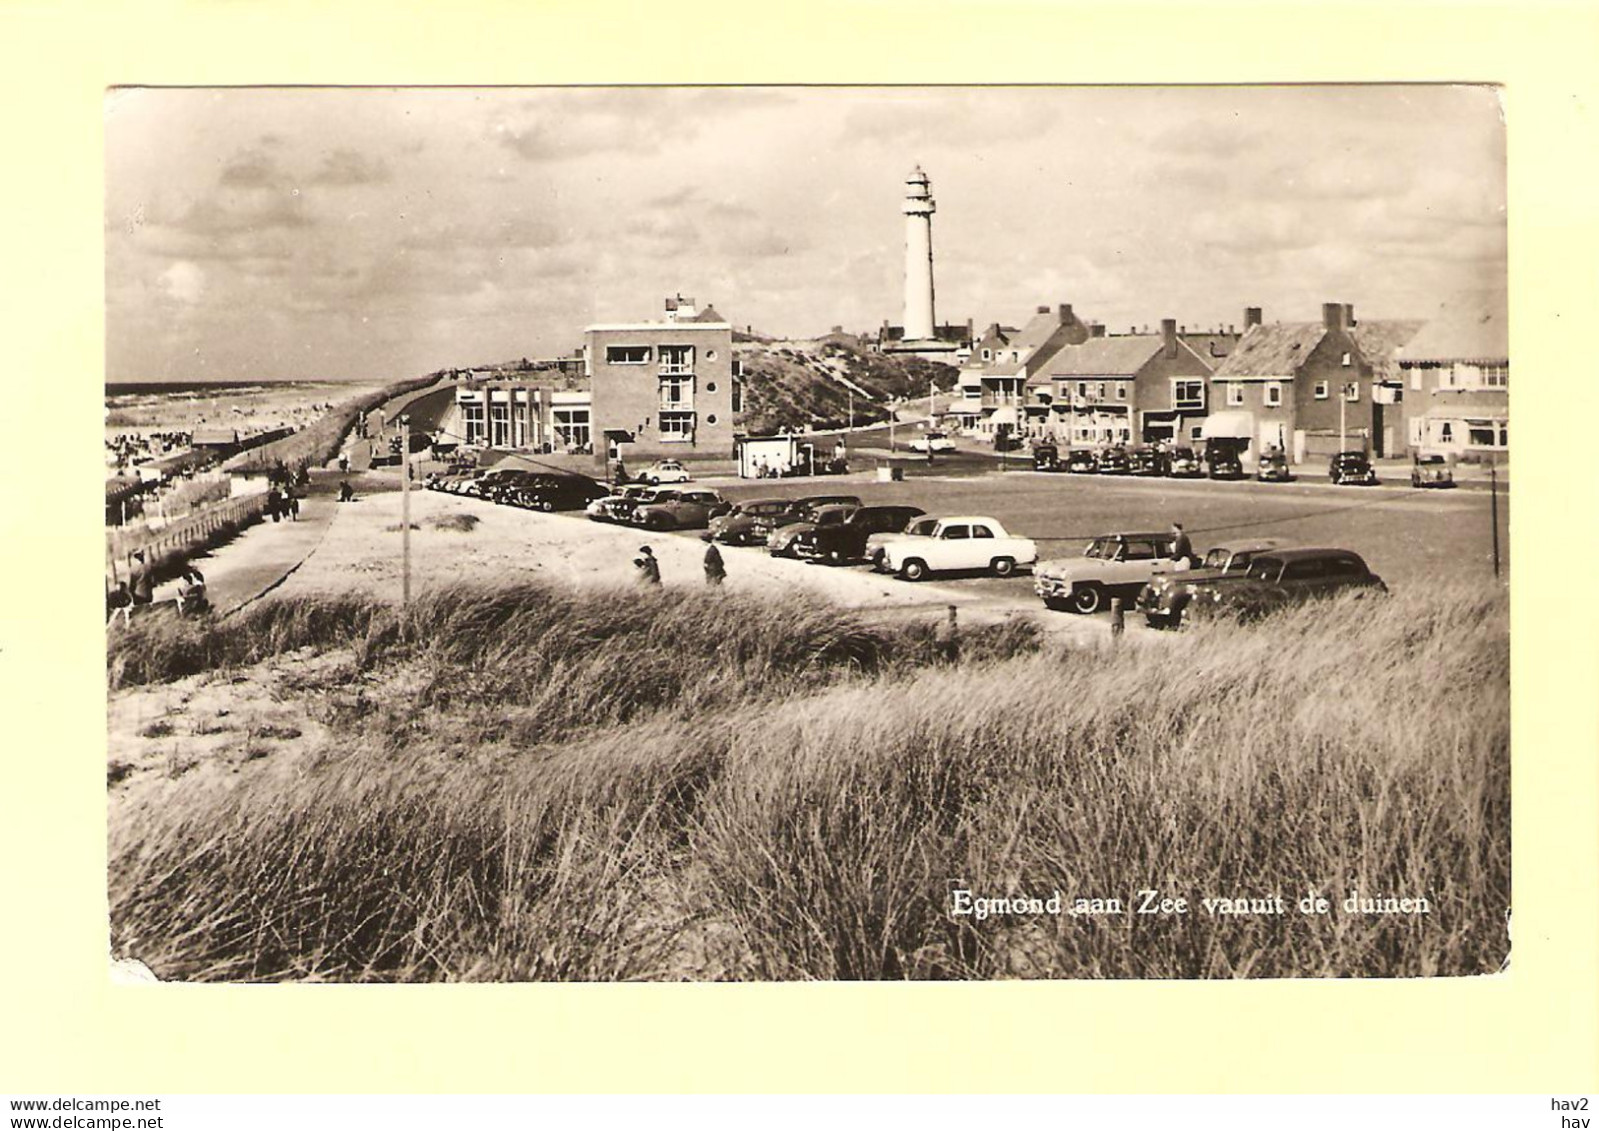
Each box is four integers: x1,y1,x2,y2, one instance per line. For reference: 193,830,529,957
1065,449,1098,474
1166,446,1204,478
1096,447,1131,475
1207,450,1245,480
1329,451,1379,486
1256,450,1294,483
1185,548,1386,622
707,497,793,545
508,475,610,512
793,504,927,564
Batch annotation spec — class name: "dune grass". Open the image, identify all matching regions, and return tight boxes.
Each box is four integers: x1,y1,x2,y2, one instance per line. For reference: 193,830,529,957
107,580,1507,981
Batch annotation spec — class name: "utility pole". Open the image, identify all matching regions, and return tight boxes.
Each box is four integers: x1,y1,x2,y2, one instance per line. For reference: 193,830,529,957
399,413,412,605
928,379,935,426
1489,455,1501,579
889,400,896,454
847,387,853,449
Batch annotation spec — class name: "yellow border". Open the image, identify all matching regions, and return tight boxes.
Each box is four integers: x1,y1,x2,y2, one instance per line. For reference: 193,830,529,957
3,0,1596,1094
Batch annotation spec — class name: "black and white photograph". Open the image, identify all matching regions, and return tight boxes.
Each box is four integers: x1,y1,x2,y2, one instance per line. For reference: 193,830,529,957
103,85,1509,982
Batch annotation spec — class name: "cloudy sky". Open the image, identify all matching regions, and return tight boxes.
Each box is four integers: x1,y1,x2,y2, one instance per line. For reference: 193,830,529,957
106,86,1505,383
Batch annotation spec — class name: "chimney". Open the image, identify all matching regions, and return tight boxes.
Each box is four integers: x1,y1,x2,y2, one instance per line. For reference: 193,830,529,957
1228,324,1236,335
831,325,843,334
1161,318,1179,359
1344,303,1356,328
1244,307,1263,330
1037,305,1050,315
1129,325,1137,335
1323,302,1350,333
1058,303,1074,323
1089,323,1106,338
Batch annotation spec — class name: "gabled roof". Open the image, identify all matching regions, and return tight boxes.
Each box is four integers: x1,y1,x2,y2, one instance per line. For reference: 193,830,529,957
1037,336,1165,382
981,309,1069,376
1351,320,1423,379
1395,307,1508,363
1210,323,1327,379
1182,334,1238,363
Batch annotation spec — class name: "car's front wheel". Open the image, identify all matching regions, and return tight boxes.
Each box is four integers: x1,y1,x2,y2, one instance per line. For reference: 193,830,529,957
900,558,929,582
537,499,554,512
991,556,1016,578
1070,583,1104,614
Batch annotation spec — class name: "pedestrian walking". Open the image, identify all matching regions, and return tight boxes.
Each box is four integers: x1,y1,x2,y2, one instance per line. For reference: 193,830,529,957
703,542,726,586
338,453,350,474
266,486,282,522
1169,522,1195,569
338,479,355,503
288,490,301,521
634,545,661,586
933,604,960,663
175,566,209,616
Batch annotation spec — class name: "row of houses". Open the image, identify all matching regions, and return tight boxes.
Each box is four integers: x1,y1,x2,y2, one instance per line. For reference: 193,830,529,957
949,298,1508,464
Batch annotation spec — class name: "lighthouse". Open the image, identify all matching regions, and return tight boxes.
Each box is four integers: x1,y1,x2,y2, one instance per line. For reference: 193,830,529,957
886,166,959,358
902,165,937,341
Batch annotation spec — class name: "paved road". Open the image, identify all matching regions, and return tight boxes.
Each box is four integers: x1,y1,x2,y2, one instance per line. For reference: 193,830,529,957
149,484,341,615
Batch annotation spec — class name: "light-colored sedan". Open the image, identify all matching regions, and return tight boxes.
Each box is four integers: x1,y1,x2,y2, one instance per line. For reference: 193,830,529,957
639,460,691,485
909,431,956,453
874,515,1037,581
1034,531,1180,614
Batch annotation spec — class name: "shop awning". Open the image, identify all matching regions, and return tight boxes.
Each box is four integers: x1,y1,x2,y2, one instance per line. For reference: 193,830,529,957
988,407,1019,425
1420,405,1508,421
1200,411,1255,440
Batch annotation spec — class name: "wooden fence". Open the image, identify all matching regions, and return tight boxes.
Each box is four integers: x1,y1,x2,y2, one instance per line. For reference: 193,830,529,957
106,492,271,587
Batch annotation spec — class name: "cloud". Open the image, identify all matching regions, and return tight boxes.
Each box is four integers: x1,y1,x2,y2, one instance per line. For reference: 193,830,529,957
311,148,391,186
159,260,205,304
218,148,288,188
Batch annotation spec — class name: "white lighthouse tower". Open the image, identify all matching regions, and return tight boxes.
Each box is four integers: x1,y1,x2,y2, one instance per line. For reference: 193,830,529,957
887,165,958,358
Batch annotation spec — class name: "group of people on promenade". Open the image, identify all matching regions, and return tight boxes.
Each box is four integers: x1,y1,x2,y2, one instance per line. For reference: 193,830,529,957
107,551,208,625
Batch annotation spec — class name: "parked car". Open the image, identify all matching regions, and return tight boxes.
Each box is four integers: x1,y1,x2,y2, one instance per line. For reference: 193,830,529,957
639,460,692,486
512,476,610,512
866,513,941,567
1166,446,1204,479
586,483,654,523
764,494,863,534
1097,447,1131,475
632,488,729,530
875,516,1038,581
1065,449,1098,474
1329,451,1379,486
1207,450,1245,480
1135,537,1294,628
707,497,794,545
909,430,956,453
794,504,927,564
767,503,859,558
1410,451,1455,488
1256,450,1294,483
1034,531,1181,614
1032,443,1061,472
1184,548,1387,622
1128,447,1166,477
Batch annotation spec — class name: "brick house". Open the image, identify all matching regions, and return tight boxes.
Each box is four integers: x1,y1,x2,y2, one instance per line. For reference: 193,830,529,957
585,297,739,468
1393,303,1508,460
960,304,1091,440
1207,303,1420,466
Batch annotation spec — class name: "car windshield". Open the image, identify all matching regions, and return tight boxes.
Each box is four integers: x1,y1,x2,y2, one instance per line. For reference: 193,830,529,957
1418,455,1444,466
1202,548,1231,570
905,518,939,536
1084,539,1109,559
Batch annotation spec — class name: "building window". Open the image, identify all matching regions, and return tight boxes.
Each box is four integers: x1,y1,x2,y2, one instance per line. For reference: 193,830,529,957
1498,422,1508,446
1115,382,1127,401
1439,421,1454,444
1173,380,1204,410
1265,382,1283,407
1345,382,1360,403
1096,382,1107,399
552,408,590,451
462,402,485,443
660,374,694,409
1341,352,1352,366
658,345,694,375
1409,369,1423,391
1314,381,1330,400
981,348,991,361
490,402,511,447
1076,382,1088,399
1468,420,1498,446
705,381,717,393
731,380,742,414
706,414,718,426
1189,425,1203,441
1226,384,1244,407
706,349,717,361
660,411,695,441
606,345,651,365
1481,363,1508,388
